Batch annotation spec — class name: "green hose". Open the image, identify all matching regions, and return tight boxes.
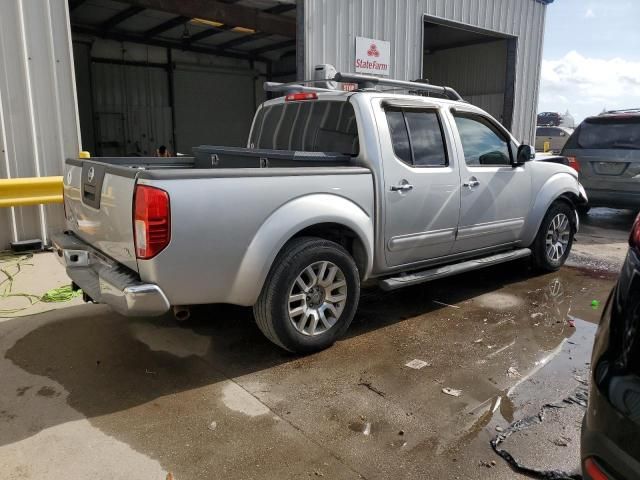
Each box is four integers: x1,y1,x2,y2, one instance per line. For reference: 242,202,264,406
0,251,82,318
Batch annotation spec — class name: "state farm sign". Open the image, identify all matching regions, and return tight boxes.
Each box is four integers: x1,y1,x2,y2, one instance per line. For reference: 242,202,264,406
355,37,390,76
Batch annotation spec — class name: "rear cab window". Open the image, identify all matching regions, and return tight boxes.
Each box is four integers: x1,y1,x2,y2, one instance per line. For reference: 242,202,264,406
385,107,449,167
249,100,359,155
569,116,640,150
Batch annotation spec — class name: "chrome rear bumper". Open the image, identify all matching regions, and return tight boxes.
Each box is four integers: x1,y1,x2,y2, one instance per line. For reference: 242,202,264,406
52,232,170,317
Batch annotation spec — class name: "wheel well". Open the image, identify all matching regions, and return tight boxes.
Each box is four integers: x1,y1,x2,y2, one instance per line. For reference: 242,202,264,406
557,193,579,209
290,223,368,278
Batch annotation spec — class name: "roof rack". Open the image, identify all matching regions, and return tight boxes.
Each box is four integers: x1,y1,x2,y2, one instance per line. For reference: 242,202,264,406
263,81,334,94
264,72,463,101
334,72,463,101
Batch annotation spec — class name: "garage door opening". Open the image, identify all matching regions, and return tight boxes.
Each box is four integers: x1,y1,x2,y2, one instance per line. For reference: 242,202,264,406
423,18,516,129
69,0,298,157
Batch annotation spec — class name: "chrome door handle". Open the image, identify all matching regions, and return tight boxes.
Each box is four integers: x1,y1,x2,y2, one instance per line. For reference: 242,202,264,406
390,183,414,192
463,179,480,188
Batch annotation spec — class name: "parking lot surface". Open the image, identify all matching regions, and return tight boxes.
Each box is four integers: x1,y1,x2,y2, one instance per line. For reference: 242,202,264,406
0,208,634,479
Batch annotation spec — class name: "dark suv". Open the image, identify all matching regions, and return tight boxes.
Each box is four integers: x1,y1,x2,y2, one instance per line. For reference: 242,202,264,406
562,110,640,210
582,214,640,479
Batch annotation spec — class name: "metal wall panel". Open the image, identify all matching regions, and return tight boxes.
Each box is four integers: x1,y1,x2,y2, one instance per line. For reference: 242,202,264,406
304,0,547,143
91,62,173,156
173,65,257,151
0,0,80,249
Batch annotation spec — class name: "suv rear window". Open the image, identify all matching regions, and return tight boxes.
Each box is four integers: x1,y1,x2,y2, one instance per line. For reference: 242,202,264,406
249,100,359,155
574,117,640,150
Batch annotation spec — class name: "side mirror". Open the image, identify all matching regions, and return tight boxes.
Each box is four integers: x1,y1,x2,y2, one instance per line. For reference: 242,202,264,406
515,144,534,166
559,132,566,137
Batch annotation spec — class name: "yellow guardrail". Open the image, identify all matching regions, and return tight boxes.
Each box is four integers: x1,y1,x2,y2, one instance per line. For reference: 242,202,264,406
0,176,64,207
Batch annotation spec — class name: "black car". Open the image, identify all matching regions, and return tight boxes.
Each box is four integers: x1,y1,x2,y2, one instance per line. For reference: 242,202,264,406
582,213,640,479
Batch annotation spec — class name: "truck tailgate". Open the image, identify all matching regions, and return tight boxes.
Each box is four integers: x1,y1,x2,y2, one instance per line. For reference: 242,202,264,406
64,159,139,272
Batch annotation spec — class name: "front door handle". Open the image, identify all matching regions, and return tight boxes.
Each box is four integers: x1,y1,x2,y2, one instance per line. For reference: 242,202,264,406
463,179,480,188
390,182,414,192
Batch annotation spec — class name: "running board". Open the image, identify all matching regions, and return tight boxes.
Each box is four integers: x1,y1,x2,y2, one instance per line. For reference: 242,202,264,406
379,248,532,291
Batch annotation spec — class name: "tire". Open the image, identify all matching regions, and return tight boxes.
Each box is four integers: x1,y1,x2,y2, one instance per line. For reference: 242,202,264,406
577,204,591,216
253,237,360,353
531,201,576,272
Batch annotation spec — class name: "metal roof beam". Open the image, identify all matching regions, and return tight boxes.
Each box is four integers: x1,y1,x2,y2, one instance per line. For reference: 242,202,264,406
215,32,269,50
119,0,296,37
264,4,296,15
143,15,190,38
250,38,295,55
72,23,270,62
101,6,146,30
186,25,232,43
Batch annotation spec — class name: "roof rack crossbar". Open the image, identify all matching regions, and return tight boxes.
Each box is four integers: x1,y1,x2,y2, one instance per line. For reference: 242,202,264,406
263,81,335,94
333,72,462,101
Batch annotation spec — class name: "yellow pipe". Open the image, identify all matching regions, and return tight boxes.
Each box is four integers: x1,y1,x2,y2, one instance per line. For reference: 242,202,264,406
0,176,63,207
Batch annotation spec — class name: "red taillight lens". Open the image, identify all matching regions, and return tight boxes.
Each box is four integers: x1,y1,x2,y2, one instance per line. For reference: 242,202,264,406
285,92,318,102
566,155,581,172
630,213,640,252
583,458,609,480
134,185,170,259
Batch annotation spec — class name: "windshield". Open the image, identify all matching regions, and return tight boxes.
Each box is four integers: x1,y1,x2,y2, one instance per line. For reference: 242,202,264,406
577,117,640,149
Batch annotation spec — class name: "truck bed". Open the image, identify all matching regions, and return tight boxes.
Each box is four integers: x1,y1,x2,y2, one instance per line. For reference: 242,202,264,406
63,154,371,279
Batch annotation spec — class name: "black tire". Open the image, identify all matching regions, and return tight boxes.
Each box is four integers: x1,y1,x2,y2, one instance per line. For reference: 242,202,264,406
531,201,576,272
253,237,360,353
577,204,591,216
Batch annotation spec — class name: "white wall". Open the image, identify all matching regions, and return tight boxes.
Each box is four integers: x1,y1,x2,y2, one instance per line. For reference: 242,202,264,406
0,0,80,248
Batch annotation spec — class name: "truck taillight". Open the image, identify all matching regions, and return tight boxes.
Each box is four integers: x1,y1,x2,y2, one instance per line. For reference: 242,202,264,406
285,92,318,101
134,185,170,259
566,155,580,172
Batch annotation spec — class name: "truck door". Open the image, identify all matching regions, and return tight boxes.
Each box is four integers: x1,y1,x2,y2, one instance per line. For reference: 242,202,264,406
379,102,461,267
449,110,532,254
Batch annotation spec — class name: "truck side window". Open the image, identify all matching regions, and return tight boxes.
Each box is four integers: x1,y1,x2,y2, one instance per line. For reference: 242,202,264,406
404,111,448,166
386,110,412,165
386,108,447,167
453,113,512,166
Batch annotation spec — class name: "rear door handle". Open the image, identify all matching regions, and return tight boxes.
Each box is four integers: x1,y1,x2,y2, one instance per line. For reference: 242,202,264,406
463,179,480,188
390,183,414,192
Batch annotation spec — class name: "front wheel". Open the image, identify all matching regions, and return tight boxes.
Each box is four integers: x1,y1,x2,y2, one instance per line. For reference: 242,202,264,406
531,201,576,271
253,237,360,353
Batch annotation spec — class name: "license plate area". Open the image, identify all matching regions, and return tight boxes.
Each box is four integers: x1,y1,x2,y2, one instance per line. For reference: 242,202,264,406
592,161,628,176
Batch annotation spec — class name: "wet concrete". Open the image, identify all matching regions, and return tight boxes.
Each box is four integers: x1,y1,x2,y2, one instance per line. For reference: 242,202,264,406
0,262,615,479
1,205,632,479
569,207,637,271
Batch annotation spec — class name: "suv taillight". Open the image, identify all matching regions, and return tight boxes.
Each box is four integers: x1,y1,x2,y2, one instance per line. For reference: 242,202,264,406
630,213,640,252
134,185,170,259
566,155,580,172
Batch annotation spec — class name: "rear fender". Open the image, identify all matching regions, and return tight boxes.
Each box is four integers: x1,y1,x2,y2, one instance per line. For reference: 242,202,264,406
228,194,374,306
521,173,581,246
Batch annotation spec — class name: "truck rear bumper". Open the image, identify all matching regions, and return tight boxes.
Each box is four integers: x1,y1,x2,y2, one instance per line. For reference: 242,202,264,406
52,232,170,317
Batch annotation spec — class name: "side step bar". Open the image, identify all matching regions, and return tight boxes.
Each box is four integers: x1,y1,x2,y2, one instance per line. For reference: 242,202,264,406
379,248,532,291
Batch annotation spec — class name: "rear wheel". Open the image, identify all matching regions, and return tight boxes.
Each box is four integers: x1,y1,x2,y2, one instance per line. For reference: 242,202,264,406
253,237,360,353
531,201,576,271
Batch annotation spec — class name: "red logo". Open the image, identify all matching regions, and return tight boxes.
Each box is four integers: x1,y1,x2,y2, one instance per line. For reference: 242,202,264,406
367,43,380,57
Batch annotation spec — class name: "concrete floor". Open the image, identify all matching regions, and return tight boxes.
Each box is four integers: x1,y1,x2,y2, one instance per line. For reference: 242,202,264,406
0,207,634,480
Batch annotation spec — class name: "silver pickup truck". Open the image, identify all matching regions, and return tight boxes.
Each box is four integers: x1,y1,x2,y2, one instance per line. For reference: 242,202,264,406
54,74,587,353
